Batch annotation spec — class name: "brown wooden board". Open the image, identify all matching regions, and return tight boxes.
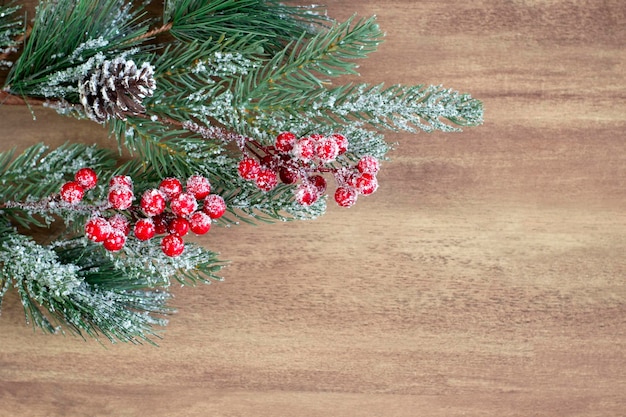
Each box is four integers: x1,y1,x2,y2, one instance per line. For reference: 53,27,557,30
1,1,625,416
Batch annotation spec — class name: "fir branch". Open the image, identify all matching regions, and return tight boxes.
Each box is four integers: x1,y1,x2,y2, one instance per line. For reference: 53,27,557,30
115,238,225,286
247,82,484,137
0,229,171,343
143,36,264,124
0,142,116,229
164,0,329,52
232,16,384,113
4,0,150,97
0,89,46,105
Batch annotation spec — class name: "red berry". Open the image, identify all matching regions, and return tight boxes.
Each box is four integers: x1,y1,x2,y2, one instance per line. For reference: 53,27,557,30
103,229,126,252
334,186,358,207
260,155,275,169
170,192,197,217
355,173,379,195
60,181,84,204
108,214,130,236
275,132,297,153
357,155,380,174
74,168,98,190
153,213,173,234
295,183,319,206
238,157,261,180
316,137,340,163
293,137,316,162
308,175,327,194
168,216,190,237
186,175,211,199
140,189,166,217
203,194,227,219
108,186,134,210
279,167,299,184
161,234,185,257
255,168,278,191
189,211,212,235
109,175,133,190
331,133,348,155
134,218,156,241
85,217,111,242
158,177,183,200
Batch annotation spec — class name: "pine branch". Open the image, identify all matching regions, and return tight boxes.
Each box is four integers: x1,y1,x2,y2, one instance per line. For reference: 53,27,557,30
0,0,486,343
115,238,225,286
232,16,384,112
246,82,484,138
0,143,116,229
164,0,329,52
0,228,172,343
0,221,226,343
4,0,150,97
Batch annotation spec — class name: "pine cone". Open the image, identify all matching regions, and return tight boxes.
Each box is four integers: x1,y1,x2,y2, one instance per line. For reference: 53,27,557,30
78,57,156,123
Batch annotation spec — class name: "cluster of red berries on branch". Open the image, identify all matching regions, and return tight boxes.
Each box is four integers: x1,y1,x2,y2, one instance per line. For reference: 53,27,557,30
60,169,226,257
237,132,380,208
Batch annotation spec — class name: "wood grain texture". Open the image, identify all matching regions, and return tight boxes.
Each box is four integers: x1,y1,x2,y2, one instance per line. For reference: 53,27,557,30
1,1,626,416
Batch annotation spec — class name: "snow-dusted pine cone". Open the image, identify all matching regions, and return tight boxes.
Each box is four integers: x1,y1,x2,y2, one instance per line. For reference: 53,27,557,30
78,57,156,123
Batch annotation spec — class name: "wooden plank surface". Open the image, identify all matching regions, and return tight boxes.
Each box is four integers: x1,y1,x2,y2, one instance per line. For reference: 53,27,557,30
1,1,626,416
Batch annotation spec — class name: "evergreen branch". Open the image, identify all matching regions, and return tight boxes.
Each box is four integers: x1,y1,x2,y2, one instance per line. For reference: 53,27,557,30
0,229,171,343
0,226,226,343
126,21,173,45
232,16,384,112
0,0,485,343
0,142,116,229
164,0,329,52
4,0,150,96
247,82,484,135
115,238,226,286
143,36,264,125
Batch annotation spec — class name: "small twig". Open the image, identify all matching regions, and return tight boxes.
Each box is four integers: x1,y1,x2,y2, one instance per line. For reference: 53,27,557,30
0,90,48,106
0,195,110,214
126,22,173,45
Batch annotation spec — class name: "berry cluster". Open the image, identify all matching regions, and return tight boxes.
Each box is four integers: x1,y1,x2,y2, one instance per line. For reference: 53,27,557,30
237,132,380,208
61,169,226,257
60,167,99,204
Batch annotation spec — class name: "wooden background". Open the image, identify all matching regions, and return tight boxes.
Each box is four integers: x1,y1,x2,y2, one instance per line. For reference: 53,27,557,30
1,1,625,416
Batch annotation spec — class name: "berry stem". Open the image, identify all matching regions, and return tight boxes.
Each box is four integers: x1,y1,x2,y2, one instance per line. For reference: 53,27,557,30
243,142,265,160
0,195,110,214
